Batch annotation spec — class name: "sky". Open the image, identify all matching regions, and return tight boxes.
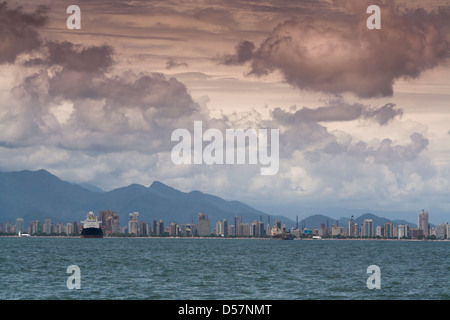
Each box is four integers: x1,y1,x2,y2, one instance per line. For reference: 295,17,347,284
0,0,449,224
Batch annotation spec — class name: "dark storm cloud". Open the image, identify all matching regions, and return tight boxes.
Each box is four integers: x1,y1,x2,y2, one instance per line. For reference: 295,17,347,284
247,0,450,97
271,100,402,126
46,41,114,73
219,40,256,65
321,132,429,163
166,58,188,69
0,2,48,64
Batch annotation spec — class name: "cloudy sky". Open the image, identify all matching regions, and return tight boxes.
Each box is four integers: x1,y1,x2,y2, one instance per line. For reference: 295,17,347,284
1,0,449,223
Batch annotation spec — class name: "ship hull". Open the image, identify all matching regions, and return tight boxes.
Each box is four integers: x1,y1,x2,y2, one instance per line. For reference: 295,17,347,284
80,227,103,238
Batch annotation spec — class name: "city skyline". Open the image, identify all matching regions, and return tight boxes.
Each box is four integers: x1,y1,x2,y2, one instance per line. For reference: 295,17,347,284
0,1,449,223
2,209,448,240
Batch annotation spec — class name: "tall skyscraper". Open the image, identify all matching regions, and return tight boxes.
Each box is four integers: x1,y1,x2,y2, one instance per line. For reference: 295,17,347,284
98,209,119,235
234,216,242,234
348,215,354,237
128,212,139,234
398,224,410,239
197,212,210,236
383,222,393,238
15,218,24,234
418,210,429,237
363,219,374,237
44,218,52,234
158,219,164,235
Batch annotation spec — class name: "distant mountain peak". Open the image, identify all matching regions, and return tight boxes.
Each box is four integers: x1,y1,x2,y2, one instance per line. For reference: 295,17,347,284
149,180,179,192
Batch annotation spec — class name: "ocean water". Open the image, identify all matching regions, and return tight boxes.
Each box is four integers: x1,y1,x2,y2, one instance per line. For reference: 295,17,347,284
0,237,448,300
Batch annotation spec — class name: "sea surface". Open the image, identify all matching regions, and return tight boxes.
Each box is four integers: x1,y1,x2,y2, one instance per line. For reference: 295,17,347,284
0,237,448,300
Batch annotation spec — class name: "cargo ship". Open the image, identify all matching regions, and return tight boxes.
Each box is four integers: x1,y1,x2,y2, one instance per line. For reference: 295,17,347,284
80,211,103,238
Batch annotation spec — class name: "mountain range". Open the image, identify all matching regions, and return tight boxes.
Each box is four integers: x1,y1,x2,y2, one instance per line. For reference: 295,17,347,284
0,169,292,227
0,169,420,229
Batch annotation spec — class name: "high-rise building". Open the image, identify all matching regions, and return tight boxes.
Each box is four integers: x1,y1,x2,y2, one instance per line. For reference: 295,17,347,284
435,223,446,240
15,218,24,234
234,216,242,234
376,225,383,237
238,223,250,236
73,221,79,234
128,212,139,234
216,220,224,236
138,221,147,235
250,220,264,237
112,218,120,234
331,225,345,236
418,210,429,237
4,222,12,233
180,223,196,237
169,222,178,236
398,224,410,239
66,223,74,235
384,222,394,238
158,219,164,235
153,219,158,235
348,216,354,237
44,218,52,234
363,219,374,237
410,228,424,239
98,209,119,235
197,212,210,236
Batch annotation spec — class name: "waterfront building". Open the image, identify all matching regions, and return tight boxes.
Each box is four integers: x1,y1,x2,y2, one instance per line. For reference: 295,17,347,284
180,223,196,237
138,221,147,235
436,223,446,240
275,219,281,230
216,220,225,236
112,218,121,234
128,212,139,234
376,225,383,237
197,212,210,236
398,224,410,239
363,219,374,237
384,222,394,238
15,218,24,234
250,220,264,237
153,219,157,235
169,222,178,236
57,223,65,234
410,228,423,239
66,223,73,235
418,210,429,237
73,221,79,234
238,223,250,236
4,222,12,233
331,225,345,236
98,210,119,235
229,224,235,236
348,216,355,237
44,218,52,234
319,223,329,236
354,223,359,237
158,219,164,235
234,216,242,234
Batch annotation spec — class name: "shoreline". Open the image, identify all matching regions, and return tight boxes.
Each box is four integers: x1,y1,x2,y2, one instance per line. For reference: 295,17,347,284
1,235,449,241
